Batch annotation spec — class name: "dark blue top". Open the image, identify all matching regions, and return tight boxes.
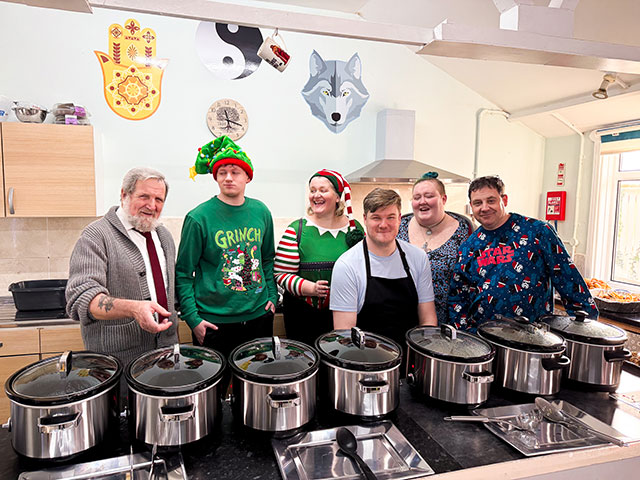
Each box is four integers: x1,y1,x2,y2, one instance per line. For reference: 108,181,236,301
397,211,472,325
447,213,597,332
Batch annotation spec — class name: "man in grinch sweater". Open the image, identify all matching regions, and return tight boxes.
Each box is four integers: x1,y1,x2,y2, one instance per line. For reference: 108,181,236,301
176,137,278,357
448,175,597,332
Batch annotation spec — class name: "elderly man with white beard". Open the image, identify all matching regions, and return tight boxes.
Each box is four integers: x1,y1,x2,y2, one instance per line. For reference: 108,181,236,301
66,167,178,373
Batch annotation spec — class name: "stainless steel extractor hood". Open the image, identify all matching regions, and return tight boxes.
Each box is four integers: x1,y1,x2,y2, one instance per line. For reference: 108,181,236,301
346,109,470,184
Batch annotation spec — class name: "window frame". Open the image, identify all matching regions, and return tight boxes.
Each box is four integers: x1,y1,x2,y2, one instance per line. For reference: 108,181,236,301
586,137,640,292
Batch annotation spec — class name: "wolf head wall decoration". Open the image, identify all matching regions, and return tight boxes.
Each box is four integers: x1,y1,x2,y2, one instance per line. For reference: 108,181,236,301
301,51,370,134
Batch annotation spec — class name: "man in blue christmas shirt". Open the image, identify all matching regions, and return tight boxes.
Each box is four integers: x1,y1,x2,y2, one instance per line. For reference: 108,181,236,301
448,176,597,332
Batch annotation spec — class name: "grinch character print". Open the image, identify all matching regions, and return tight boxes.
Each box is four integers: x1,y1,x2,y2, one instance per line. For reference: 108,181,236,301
221,243,263,292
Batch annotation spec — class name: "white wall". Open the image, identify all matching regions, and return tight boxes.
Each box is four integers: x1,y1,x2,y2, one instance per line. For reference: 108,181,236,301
542,134,595,262
0,3,544,220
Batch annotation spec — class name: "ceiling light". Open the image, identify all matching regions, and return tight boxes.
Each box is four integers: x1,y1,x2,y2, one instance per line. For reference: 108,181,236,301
592,73,616,99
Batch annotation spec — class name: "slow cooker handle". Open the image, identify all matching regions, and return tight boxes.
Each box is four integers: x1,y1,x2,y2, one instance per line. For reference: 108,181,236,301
358,378,390,394
267,391,300,408
573,311,589,322
351,327,366,349
462,371,494,384
272,336,282,359
441,324,457,341
58,351,72,379
38,412,81,433
160,404,195,422
604,348,632,363
541,355,571,371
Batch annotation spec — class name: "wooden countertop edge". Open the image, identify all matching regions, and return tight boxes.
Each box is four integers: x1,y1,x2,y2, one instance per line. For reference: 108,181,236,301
428,441,640,479
599,315,640,334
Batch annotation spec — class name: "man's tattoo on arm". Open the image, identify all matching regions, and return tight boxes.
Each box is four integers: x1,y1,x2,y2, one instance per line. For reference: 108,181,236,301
97,295,115,312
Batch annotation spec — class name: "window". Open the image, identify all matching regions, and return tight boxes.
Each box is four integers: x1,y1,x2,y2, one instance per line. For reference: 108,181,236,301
587,142,640,290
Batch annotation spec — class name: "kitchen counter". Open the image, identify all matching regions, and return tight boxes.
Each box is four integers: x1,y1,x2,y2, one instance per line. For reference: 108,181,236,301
0,296,74,328
2,365,640,480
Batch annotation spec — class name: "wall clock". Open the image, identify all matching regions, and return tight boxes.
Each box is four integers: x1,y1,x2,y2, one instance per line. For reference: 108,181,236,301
206,98,249,141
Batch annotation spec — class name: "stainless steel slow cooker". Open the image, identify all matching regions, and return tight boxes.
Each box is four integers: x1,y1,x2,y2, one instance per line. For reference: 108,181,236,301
125,343,226,446
4,350,121,459
230,336,318,432
406,325,495,406
315,328,402,418
478,315,570,395
540,311,631,391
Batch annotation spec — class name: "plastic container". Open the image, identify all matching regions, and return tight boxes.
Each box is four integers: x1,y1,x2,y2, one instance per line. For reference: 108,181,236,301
51,103,89,118
0,95,11,122
8,279,68,311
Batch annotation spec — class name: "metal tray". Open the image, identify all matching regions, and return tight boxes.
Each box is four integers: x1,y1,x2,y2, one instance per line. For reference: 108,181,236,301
272,421,434,480
17,451,187,480
474,401,629,457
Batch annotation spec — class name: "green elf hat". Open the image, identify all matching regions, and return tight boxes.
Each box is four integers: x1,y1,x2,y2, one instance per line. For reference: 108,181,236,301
309,169,364,248
189,136,254,181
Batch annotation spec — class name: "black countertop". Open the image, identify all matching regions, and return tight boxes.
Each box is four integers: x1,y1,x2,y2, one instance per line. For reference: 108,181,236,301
3,364,640,480
0,296,71,326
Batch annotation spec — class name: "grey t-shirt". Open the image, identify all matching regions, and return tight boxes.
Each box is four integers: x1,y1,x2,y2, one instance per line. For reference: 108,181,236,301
330,239,435,313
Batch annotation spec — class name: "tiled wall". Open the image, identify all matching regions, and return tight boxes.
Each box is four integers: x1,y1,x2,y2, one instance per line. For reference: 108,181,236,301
0,216,296,294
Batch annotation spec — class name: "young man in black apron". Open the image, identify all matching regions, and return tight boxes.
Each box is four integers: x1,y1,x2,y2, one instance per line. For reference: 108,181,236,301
330,188,437,357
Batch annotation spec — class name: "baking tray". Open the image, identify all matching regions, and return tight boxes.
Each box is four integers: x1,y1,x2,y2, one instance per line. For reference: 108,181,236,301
594,296,640,314
272,421,434,480
473,401,629,457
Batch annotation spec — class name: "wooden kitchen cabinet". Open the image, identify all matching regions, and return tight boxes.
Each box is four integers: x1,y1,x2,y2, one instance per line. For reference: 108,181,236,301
0,326,41,421
178,320,193,345
0,123,96,217
40,324,84,355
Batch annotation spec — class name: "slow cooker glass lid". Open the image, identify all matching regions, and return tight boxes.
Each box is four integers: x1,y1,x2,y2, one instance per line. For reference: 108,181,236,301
232,337,317,378
11,352,119,400
541,315,627,345
479,316,565,351
317,329,401,365
407,326,493,360
130,345,224,390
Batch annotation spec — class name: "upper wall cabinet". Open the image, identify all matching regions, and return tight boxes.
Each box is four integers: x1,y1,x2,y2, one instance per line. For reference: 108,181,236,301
0,123,96,217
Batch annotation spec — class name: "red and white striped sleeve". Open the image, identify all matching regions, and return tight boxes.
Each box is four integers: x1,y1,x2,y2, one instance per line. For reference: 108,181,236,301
274,225,307,296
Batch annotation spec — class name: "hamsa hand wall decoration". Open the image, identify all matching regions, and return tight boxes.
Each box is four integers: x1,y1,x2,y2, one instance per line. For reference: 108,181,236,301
95,19,169,121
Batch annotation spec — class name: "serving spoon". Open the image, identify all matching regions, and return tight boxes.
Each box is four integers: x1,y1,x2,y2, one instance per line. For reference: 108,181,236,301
336,427,378,480
444,412,539,432
534,397,626,447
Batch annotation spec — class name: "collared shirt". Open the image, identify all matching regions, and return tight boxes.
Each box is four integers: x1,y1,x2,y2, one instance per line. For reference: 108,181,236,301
116,207,168,304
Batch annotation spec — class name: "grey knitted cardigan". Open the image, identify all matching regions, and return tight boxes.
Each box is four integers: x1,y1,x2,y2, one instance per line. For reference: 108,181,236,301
66,206,178,370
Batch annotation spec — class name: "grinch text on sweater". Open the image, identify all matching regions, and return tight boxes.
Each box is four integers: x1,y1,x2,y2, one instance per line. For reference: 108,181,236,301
477,245,515,267
215,227,262,249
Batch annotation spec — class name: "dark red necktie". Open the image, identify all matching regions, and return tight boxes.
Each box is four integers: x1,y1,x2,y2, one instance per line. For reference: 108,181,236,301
138,231,168,311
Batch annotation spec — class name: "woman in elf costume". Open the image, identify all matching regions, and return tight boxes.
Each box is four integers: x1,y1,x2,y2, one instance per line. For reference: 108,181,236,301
274,170,364,345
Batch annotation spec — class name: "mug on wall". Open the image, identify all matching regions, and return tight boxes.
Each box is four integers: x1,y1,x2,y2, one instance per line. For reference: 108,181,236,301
257,29,291,72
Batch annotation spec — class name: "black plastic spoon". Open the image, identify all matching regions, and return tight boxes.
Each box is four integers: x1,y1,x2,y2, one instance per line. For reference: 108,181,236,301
335,427,378,480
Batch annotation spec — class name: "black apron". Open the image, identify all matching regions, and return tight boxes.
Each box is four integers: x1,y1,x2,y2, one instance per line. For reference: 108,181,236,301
357,239,420,358
282,291,333,347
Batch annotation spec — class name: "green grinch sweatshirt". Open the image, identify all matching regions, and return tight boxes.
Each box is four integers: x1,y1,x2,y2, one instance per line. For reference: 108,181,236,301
175,196,278,328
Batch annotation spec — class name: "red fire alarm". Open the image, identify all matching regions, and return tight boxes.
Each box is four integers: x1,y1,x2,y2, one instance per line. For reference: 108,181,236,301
557,163,565,186
545,191,566,221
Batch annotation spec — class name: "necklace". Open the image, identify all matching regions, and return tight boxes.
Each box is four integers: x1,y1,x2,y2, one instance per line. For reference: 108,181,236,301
422,214,446,235
417,214,446,253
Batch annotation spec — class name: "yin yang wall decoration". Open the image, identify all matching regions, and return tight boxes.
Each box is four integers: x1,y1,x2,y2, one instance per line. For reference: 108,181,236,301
195,22,263,80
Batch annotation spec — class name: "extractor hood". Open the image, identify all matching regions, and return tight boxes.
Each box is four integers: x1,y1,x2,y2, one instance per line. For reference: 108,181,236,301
346,109,470,184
